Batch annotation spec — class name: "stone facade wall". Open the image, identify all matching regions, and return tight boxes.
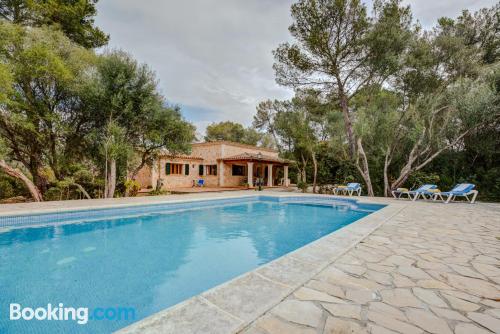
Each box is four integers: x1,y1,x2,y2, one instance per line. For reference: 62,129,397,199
191,143,223,164
223,162,247,187
134,142,281,189
135,164,153,188
218,143,279,159
157,158,202,189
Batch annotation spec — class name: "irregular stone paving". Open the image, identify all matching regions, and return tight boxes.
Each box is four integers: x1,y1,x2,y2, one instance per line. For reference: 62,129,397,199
241,203,500,334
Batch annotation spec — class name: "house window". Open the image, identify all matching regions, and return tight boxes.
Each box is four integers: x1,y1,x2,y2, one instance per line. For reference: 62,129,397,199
206,165,217,175
232,165,245,176
166,163,184,175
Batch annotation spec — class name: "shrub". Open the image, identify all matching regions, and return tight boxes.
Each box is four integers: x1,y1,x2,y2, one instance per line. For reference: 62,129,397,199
297,180,308,193
0,180,14,199
149,189,169,196
406,172,440,190
125,179,141,197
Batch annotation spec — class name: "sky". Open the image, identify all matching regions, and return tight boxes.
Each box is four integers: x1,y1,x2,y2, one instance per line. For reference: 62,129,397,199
95,0,496,136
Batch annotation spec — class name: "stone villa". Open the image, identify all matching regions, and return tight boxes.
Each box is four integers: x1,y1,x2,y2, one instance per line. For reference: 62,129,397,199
135,141,291,190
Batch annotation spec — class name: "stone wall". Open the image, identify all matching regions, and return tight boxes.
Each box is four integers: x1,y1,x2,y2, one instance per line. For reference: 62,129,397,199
135,164,153,188
223,162,247,187
134,142,281,189
158,158,202,189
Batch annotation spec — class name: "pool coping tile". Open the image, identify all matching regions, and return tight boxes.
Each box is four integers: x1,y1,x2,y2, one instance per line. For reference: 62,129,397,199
201,272,293,323
118,297,244,334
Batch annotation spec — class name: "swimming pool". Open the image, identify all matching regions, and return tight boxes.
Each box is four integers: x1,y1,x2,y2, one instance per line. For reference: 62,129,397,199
0,196,384,333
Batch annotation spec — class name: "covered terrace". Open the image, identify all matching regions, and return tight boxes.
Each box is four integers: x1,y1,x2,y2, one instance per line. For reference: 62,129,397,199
218,152,292,188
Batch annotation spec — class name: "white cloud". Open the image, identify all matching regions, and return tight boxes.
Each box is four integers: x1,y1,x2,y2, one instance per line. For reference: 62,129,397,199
401,0,497,28
95,0,295,132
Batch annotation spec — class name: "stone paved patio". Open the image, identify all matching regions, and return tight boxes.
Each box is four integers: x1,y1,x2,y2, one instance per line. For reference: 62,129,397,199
241,201,500,334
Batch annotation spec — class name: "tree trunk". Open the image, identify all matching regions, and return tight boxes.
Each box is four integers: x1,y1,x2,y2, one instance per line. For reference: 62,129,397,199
383,147,392,197
0,159,43,202
338,88,355,158
73,182,91,199
390,171,411,191
390,145,418,190
29,165,49,195
104,157,108,198
390,127,475,191
355,139,374,196
312,152,318,194
130,161,146,180
300,153,307,184
106,158,116,198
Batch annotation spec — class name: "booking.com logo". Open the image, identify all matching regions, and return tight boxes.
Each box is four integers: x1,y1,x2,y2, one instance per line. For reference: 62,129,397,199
9,303,135,325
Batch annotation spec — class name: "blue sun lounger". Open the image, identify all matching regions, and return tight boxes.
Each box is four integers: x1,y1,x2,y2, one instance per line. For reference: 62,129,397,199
392,184,437,200
334,183,362,196
431,183,478,204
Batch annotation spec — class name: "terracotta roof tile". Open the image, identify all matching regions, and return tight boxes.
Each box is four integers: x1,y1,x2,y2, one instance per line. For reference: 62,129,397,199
219,152,291,164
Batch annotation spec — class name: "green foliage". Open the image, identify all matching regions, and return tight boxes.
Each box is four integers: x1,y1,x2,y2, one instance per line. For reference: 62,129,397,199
149,188,169,196
406,172,440,190
0,22,96,191
205,121,245,142
71,166,93,184
297,180,308,193
273,0,413,99
435,4,499,71
353,86,401,150
0,61,13,104
102,121,132,161
263,1,500,200
124,179,140,197
0,23,195,200
0,173,28,199
205,121,269,147
85,51,195,188
43,177,87,201
0,179,14,198
0,0,109,48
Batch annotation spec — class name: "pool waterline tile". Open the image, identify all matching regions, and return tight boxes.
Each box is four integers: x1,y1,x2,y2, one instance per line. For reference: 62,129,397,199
0,194,380,229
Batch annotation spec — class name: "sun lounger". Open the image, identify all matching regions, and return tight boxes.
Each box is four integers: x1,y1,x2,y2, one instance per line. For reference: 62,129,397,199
334,183,362,196
392,184,437,200
431,183,478,204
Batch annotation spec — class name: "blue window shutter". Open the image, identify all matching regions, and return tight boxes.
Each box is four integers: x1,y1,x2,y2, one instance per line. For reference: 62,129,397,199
199,165,204,176
166,163,171,175
185,164,189,175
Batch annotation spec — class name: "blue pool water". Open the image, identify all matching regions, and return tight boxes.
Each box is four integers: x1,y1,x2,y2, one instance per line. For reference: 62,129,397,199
0,197,383,333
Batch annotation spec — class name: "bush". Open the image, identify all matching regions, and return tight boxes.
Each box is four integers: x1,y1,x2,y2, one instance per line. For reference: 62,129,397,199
44,186,65,201
125,179,141,197
149,189,169,196
0,174,29,200
318,184,335,194
73,169,94,184
297,180,308,193
406,172,440,190
0,180,14,199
